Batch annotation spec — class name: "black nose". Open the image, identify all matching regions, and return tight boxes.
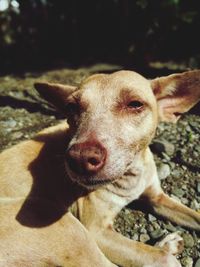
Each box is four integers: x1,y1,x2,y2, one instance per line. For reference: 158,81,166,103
66,140,107,175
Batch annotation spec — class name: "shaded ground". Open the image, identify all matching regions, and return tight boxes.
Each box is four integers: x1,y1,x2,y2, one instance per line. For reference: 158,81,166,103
0,65,200,267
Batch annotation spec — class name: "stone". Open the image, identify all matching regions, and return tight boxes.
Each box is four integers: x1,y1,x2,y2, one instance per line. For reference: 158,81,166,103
172,188,185,198
190,199,200,210
165,223,177,232
11,132,23,139
157,163,171,180
131,233,139,241
197,182,200,193
149,229,165,239
151,140,175,156
195,258,200,267
182,233,195,248
172,169,182,178
170,194,182,203
181,256,193,267
4,119,17,128
140,227,147,234
139,234,150,243
148,214,157,222
181,197,189,205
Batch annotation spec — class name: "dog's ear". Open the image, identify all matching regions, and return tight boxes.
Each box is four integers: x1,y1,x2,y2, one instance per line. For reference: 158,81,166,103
151,70,200,122
34,82,77,111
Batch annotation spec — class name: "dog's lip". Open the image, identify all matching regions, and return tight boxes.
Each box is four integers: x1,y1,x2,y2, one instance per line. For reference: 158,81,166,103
81,178,111,187
65,160,111,187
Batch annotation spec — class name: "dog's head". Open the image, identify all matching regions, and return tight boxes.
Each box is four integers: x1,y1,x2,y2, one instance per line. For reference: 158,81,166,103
35,70,200,188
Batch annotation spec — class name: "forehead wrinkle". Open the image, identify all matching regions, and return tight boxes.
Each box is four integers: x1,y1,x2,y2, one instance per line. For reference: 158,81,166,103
118,87,153,106
78,71,156,112
112,77,155,104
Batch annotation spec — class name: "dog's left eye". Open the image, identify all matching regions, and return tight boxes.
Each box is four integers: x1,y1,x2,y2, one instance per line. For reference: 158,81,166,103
127,101,144,110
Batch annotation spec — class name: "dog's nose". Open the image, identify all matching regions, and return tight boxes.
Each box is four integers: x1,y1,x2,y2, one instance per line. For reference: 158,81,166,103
67,141,107,175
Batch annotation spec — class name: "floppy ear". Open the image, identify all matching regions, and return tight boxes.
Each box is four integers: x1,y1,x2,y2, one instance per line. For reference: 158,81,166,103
34,82,77,111
151,70,200,123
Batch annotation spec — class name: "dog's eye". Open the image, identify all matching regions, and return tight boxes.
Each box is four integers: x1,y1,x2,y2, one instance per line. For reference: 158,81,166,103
64,102,80,115
127,101,144,110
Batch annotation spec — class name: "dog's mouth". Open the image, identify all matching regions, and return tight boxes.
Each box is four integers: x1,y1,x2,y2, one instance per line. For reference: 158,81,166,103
70,174,112,189
64,160,112,188
80,178,111,188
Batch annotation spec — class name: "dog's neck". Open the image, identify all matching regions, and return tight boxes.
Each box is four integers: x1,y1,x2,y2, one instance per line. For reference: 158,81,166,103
103,147,157,206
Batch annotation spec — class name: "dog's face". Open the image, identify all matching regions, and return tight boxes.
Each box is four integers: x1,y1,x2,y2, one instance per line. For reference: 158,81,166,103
35,70,200,188
63,71,158,187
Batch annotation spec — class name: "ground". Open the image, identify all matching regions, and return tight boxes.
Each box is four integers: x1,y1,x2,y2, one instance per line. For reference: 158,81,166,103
0,65,200,267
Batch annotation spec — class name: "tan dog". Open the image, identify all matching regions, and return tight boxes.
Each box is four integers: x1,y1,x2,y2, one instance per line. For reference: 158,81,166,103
0,70,200,267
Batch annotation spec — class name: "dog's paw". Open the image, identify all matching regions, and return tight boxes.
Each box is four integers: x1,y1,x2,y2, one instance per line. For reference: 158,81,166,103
155,232,184,255
144,255,182,267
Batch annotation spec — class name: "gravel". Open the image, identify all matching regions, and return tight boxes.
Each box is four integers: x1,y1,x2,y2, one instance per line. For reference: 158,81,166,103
195,258,200,267
0,66,200,267
115,113,200,266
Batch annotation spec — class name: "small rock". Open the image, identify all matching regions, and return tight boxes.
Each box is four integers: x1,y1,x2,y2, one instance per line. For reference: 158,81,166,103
197,182,200,193
157,163,171,180
4,119,17,128
148,214,157,222
151,222,161,229
170,194,182,202
131,233,139,241
186,125,191,132
189,121,198,128
140,227,147,234
181,197,189,205
11,132,24,139
182,185,187,190
182,233,195,248
182,165,187,170
169,161,176,169
172,188,185,198
139,234,150,243
195,146,200,153
124,209,130,215
162,152,171,162
146,225,154,232
181,256,193,267
172,169,182,178
151,140,175,156
190,199,200,210
165,223,177,232
195,258,200,267
150,229,165,239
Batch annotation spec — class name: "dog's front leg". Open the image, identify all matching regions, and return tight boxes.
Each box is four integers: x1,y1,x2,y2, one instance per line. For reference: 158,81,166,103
95,226,182,267
143,178,200,231
79,191,182,267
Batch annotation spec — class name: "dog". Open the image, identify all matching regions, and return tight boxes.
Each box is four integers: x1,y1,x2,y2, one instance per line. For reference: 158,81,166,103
0,70,200,267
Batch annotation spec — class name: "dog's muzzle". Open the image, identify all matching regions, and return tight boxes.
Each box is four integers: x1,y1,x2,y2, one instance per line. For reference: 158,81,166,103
66,140,107,176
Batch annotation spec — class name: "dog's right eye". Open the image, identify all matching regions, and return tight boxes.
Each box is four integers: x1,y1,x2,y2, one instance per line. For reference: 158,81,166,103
64,102,80,115
127,101,144,110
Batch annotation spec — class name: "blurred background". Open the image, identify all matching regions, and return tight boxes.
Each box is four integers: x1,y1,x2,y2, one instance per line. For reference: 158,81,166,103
0,0,200,75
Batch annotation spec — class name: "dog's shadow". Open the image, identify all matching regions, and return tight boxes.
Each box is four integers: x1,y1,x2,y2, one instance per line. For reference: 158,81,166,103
16,126,88,228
